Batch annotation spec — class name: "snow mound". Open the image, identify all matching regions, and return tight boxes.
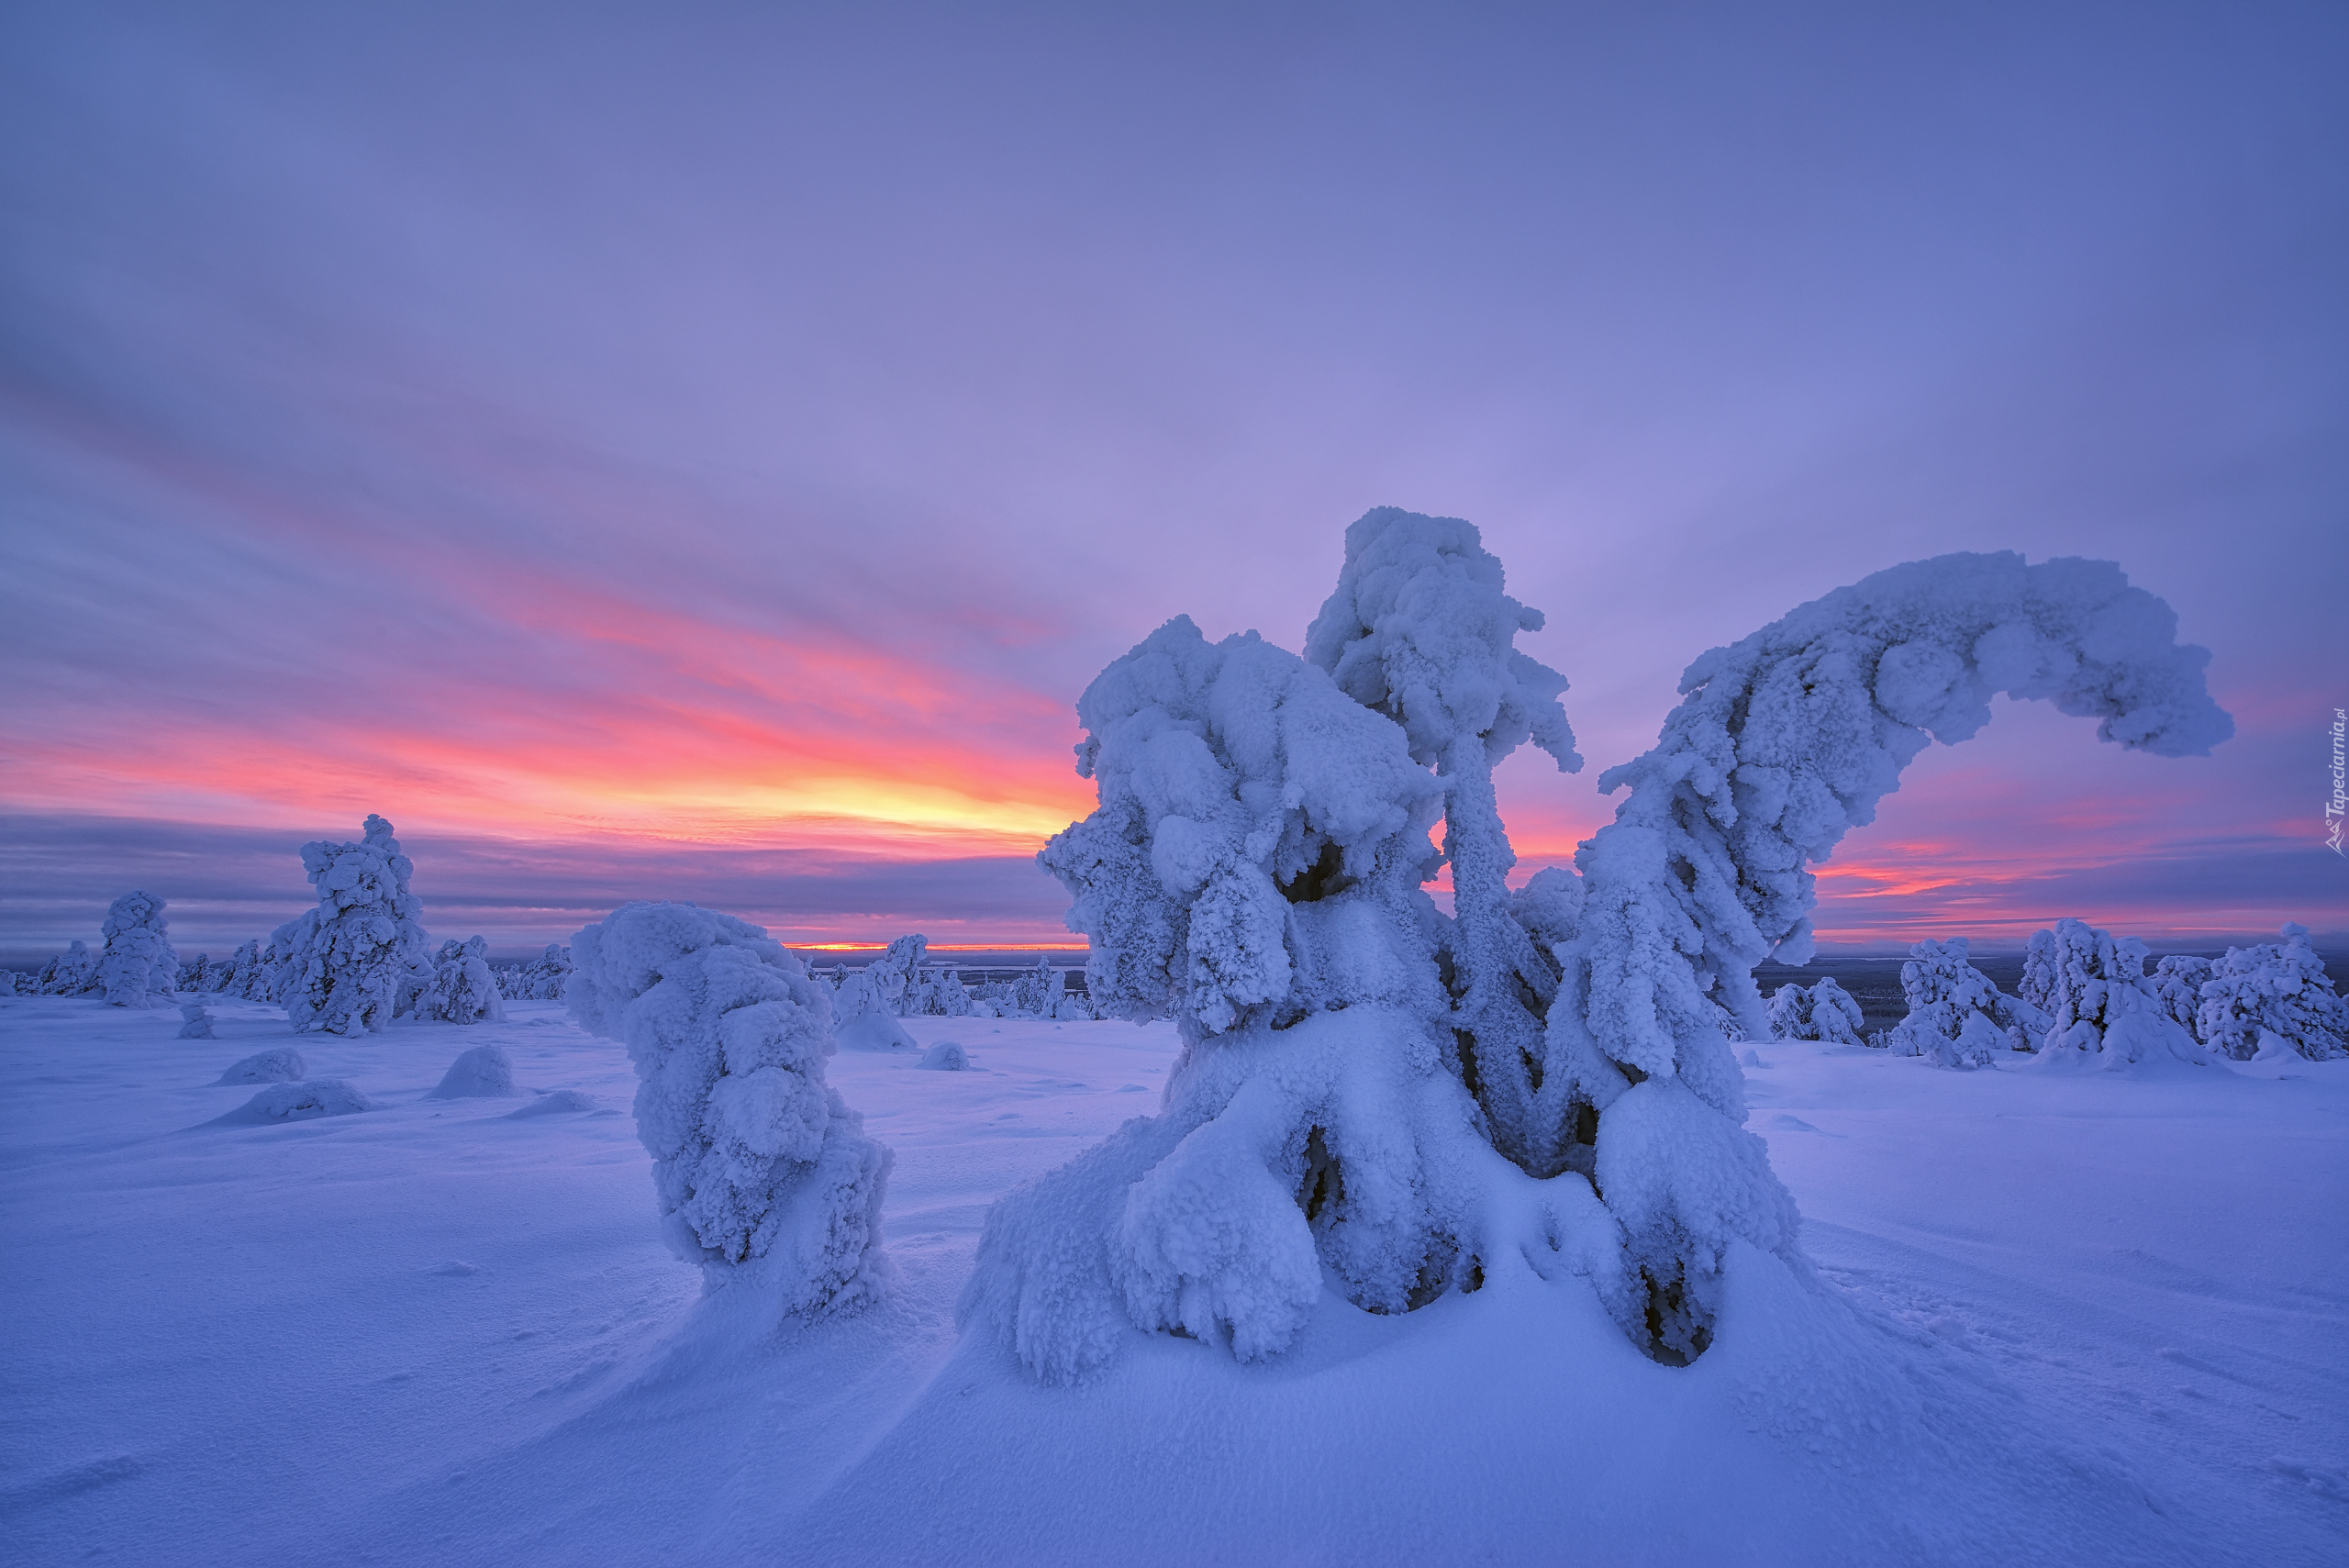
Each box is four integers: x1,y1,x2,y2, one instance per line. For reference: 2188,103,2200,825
215,1078,375,1124
507,1088,597,1117
426,1042,519,1098
217,1048,307,1084
834,1006,916,1052
917,1041,970,1071
568,900,892,1316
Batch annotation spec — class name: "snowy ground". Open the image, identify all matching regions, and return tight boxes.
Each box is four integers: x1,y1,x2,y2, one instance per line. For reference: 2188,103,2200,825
3,995,2343,1566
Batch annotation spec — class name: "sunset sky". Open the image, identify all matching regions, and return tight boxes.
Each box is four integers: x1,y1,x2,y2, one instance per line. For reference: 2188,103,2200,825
4,2,2343,959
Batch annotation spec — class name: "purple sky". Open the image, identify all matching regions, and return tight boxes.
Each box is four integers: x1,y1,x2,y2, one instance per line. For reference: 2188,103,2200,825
3,2,2344,960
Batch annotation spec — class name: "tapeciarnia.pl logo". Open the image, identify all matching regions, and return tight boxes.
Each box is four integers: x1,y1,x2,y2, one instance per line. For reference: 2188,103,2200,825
2328,707,2345,855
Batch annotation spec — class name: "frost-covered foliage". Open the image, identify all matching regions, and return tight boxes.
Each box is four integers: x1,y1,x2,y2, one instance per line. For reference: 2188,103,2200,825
1883,938,2046,1067
1545,551,2230,1352
1765,977,1865,1044
273,816,433,1036
89,891,179,1006
0,969,21,996
520,943,573,1000
216,938,276,1000
866,935,928,1014
2150,956,2215,1039
175,1002,216,1039
2195,925,2349,1062
568,901,891,1314
417,936,506,1025
915,966,974,1017
1305,507,1582,1174
2026,918,2211,1071
35,940,98,995
976,524,2232,1380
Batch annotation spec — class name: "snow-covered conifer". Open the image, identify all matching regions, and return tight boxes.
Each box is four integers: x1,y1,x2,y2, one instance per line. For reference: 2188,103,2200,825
418,936,505,1025
94,892,179,1006
523,943,573,1000
2027,918,2210,1070
35,941,97,995
863,935,928,1017
977,615,1532,1380
1884,937,2044,1066
177,1002,216,1040
1305,507,1583,1173
568,901,891,1314
273,815,433,1035
2195,924,2348,1061
2150,955,2214,1039
1765,977,1865,1044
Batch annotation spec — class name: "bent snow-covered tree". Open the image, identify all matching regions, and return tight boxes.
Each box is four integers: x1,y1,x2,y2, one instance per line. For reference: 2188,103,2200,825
569,902,891,1315
95,891,179,1006
972,521,2232,1376
273,816,433,1035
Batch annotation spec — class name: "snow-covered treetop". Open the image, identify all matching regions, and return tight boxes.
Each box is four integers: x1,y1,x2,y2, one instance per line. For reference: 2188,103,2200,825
301,813,427,925
1303,506,1579,774
1045,615,1444,1040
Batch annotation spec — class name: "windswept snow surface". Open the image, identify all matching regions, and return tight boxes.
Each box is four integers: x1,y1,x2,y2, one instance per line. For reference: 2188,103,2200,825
2,994,2343,1566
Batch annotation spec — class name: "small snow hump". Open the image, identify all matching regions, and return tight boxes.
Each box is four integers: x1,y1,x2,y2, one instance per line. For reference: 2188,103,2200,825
506,1088,597,1118
918,1040,970,1071
835,1007,917,1052
214,1078,374,1124
217,1048,307,1084
427,1043,519,1098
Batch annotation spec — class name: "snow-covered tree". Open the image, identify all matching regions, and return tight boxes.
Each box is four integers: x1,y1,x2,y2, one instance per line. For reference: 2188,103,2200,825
35,940,98,995
226,938,277,1000
922,966,974,1017
523,942,573,1000
91,891,180,1006
2195,924,2348,1061
1883,937,2045,1067
1765,977,1865,1044
417,936,505,1025
2026,917,2210,1070
1305,508,1584,1174
1546,551,2230,1352
567,901,891,1315
273,815,433,1035
971,524,2232,1379
863,935,928,1017
2149,955,2214,1039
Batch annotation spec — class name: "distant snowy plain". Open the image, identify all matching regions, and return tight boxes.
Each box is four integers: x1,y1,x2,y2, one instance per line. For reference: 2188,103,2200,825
3,995,2343,1566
